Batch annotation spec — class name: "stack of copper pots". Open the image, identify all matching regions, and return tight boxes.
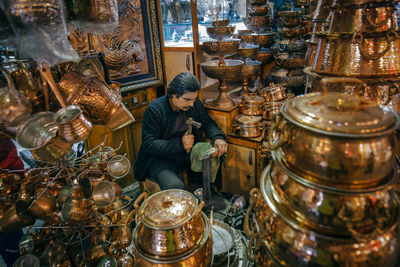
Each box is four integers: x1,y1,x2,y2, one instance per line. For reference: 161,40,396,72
245,91,400,266
271,11,308,89
306,0,400,114
133,189,212,266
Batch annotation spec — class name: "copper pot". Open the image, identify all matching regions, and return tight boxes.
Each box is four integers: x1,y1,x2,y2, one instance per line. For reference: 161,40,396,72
265,161,399,237
329,5,398,33
244,186,400,267
232,115,264,137
312,31,400,77
263,100,285,121
55,105,92,143
133,212,212,267
16,112,72,162
259,83,287,102
135,189,206,257
266,90,399,188
239,94,265,115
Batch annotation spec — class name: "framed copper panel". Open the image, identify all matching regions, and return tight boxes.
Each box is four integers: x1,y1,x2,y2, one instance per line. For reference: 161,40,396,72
70,0,164,92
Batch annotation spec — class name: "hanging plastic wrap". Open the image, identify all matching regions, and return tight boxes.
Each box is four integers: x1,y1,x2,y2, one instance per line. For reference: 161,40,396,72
65,0,119,35
1,0,79,66
0,67,32,126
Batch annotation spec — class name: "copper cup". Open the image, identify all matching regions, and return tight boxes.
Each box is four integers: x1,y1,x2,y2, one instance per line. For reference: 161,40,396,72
28,193,57,219
55,105,93,143
92,180,122,207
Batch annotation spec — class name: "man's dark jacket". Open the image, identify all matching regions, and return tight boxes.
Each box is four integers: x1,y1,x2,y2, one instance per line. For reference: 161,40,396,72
134,95,225,181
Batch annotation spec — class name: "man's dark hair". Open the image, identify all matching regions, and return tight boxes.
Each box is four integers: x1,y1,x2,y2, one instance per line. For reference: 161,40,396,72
167,72,200,98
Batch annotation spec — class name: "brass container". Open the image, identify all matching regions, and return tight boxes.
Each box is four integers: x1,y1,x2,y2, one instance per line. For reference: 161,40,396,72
135,189,206,257
239,94,265,115
259,83,287,102
202,39,241,65
54,105,92,143
267,92,399,188
265,161,399,237
243,16,272,33
232,115,263,137
241,60,261,78
245,186,400,267
329,6,398,33
237,33,256,44
254,33,275,48
248,5,269,16
206,26,235,40
312,31,400,77
237,44,259,59
274,52,305,70
16,112,72,162
200,60,243,80
133,211,212,267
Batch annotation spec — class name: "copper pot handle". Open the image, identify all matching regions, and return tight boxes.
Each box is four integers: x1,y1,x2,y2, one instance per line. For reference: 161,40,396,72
134,192,147,223
353,31,394,61
244,188,261,239
362,6,392,29
265,114,289,150
39,65,67,108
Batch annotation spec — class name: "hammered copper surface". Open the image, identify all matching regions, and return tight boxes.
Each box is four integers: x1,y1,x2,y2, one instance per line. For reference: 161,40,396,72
55,105,92,144
329,6,398,33
133,212,212,267
268,92,399,186
135,213,204,257
313,0,334,21
265,161,399,237
247,186,400,267
312,32,400,77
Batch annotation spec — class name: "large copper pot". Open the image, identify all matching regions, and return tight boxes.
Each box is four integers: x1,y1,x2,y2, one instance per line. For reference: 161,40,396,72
134,189,206,257
265,161,399,237
329,5,398,33
244,181,400,267
133,212,212,267
266,91,399,188
312,31,400,77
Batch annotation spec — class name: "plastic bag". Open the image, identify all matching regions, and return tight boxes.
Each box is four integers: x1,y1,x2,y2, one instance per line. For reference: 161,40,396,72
66,0,118,35
2,0,79,66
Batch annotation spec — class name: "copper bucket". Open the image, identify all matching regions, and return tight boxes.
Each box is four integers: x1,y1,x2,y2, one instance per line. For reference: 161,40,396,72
55,105,92,143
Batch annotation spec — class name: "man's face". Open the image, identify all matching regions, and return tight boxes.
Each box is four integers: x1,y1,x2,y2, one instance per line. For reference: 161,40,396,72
171,91,198,111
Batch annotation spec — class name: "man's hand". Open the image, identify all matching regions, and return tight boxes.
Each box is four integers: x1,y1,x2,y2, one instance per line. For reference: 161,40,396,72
214,139,227,157
182,131,195,151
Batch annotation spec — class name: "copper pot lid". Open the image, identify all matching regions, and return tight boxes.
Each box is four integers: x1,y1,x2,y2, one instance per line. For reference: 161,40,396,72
138,189,198,229
242,94,264,105
282,92,399,136
234,115,262,126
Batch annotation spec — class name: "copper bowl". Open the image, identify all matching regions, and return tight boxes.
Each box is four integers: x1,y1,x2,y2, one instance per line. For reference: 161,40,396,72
276,16,301,27
274,52,305,70
277,39,306,53
206,26,235,40
248,5,269,16
254,32,275,48
255,47,277,64
237,44,259,59
243,16,272,32
237,33,256,44
271,69,306,87
241,60,262,78
202,39,241,58
200,60,243,80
